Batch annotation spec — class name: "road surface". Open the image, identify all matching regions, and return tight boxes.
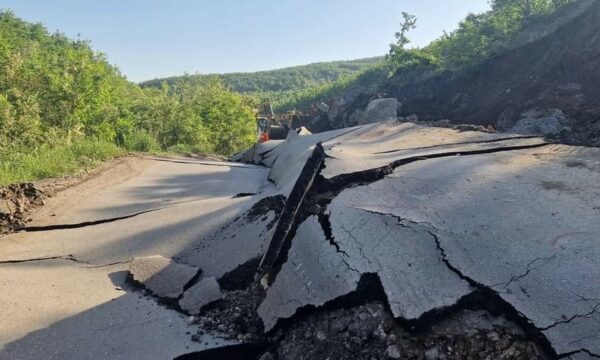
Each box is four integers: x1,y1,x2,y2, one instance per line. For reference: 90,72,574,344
0,156,271,360
2,121,600,360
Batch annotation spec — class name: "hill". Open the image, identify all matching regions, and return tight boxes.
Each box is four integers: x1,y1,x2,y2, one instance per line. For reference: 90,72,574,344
139,57,385,109
294,0,600,147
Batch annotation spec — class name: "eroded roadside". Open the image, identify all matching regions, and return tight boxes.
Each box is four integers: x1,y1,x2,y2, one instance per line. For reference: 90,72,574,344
0,156,152,234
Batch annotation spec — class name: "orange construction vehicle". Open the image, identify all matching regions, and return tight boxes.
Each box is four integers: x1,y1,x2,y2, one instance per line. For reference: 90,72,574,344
256,99,298,143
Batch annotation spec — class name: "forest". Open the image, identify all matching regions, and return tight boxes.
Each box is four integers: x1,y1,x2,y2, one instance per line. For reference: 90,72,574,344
140,57,384,112
141,57,382,94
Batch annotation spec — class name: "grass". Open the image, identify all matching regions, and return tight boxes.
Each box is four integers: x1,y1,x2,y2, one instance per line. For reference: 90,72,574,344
0,138,124,186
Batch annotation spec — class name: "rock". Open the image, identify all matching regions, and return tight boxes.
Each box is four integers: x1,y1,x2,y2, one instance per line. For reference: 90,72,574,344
310,115,331,133
317,102,330,113
425,346,441,360
179,277,223,315
406,114,419,122
258,352,275,360
327,97,346,122
316,331,327,341
487,331,500,342
128,255,199,299
0,200,12,215
296,127,312,136
508,108,571,135
365,98,400,124
385,345,401,359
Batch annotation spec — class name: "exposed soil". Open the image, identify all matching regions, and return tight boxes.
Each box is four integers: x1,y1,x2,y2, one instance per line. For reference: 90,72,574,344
0,183,46,234
191,284,548,360
390,0,600,148
189,269,550,360
195,283,266,344
268,304,545,360
298,0,600,148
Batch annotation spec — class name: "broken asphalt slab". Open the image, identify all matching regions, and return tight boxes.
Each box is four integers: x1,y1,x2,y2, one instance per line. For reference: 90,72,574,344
327,144,600,356
179,277,223,315
3,122,600,359
235,122,600,357
129,255,200,299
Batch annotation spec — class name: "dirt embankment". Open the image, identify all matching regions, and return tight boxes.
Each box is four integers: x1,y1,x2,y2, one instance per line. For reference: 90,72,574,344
388,0,600,147
312,0,600,147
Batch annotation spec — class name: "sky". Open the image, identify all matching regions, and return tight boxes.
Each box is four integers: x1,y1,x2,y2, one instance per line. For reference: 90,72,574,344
1,0,490,82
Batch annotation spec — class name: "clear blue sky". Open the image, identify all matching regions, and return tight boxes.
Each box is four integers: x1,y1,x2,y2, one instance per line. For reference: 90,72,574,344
1,0,490,82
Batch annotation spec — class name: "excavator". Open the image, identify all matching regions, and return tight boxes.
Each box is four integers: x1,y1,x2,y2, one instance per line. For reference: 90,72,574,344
256,99,300,143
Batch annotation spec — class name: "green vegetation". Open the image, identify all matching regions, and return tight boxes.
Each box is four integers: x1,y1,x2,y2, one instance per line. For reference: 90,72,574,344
141,57,383,93
0,0,579,185
274,0,578,112
387,0,576,76
0,10,255,185
140,57,385,112
272,65,389,111
0,139,123,185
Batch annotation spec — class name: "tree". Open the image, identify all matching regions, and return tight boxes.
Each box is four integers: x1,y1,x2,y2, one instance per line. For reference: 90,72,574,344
387,12,437,75
489,0,573,17
394,12,417,49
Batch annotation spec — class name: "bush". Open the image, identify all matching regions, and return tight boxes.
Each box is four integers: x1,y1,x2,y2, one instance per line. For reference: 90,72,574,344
0,139,123,185
0,10,258,169
123,130,160,153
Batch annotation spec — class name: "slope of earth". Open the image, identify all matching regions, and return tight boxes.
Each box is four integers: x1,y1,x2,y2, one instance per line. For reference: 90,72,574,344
393,1,600,146
389,0,600,147
139,57,383,94
319,0,600,148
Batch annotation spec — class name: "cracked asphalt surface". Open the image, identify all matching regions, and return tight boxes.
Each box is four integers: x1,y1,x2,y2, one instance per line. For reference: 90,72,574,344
0,156,271,359
1,122,599,359
248,122,600,358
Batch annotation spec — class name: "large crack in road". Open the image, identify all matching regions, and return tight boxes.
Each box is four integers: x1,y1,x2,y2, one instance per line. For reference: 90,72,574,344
207,122,600,359
4,121,599,360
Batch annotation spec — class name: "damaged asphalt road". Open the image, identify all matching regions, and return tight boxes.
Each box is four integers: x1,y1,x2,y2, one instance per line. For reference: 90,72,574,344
1,122,599,359
236,121,600,359
0,157,271,360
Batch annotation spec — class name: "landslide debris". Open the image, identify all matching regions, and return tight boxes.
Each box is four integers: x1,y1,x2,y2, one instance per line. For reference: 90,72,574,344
0,183,45,234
